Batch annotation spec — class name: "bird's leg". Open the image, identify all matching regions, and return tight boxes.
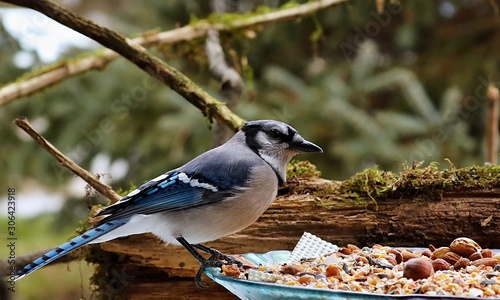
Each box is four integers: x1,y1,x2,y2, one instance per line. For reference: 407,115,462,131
193,244,243,267
176,237,223,288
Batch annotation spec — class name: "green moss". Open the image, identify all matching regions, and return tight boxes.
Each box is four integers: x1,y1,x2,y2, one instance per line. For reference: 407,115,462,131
333,160,500,203
287,160,321,178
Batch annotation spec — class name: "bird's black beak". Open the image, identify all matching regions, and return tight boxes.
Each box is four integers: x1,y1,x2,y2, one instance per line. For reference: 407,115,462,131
290,139,323,153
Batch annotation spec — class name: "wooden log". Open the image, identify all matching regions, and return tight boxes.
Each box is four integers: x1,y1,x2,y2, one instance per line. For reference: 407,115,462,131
91,176,500,299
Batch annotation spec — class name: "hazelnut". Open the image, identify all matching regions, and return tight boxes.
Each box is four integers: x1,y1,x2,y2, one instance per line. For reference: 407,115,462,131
387,248,403,264
471,258,498,267
453,257,470,270
469,251,483,261
443,252,461,265
403,258,434,281
450,237,481,257
432,258,451,271
481,249,493,258
431,247,451,259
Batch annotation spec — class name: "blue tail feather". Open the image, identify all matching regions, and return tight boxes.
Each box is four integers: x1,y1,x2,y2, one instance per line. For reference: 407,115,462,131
16,219,128,279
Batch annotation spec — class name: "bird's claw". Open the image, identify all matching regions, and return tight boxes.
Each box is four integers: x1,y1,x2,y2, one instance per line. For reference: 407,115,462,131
195,259,224,288
208,250,243,267
191,244,244,288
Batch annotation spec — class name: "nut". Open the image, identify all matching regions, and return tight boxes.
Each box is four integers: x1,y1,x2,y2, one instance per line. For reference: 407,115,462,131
471,258,498,267
469,251,483,261
420,249,433,258
402,249,419,262
298,274,315,285
481,249,493,258
432,258,451,271
453,257,470,270
387,248,403,264
493,253,500,264
403,258,434,281
339,247,352,255
283,264,302,275
450,237,481,257
325,264,341,277
385,255,398,266
443,252,461,265
221,264,241,277
431,247,451,259
347,244,360,252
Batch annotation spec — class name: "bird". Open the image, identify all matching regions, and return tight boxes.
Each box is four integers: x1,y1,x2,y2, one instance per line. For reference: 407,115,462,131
16,119,322,287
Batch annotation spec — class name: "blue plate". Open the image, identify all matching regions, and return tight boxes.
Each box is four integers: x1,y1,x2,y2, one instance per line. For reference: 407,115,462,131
205,250,500,300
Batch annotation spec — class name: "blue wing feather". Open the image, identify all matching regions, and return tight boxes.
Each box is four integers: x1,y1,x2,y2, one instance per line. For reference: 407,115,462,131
95,150,257,223
95,147,258,223
95,171,234,223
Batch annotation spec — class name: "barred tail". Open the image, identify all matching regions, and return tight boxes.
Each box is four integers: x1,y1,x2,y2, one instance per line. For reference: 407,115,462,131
16,219,128,279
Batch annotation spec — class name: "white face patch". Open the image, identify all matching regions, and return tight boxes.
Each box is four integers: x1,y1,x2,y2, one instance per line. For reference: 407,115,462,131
255,131,272,147
292,133,303,144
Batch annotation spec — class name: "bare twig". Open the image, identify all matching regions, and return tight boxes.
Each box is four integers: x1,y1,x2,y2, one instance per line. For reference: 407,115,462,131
205,30,243,105
486,84,500,164
3,0,245,131
14,117,121,203
0,0,347,122
206,29,243,146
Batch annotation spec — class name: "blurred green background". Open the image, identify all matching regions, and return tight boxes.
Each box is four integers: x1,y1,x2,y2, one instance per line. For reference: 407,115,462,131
0,0,499,299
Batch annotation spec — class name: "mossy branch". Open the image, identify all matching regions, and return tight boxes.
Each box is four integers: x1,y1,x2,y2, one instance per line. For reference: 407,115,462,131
2,0,244,131
0,0,347,131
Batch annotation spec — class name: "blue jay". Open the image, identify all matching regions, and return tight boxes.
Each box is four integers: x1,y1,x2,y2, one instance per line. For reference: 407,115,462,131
17,120,322,287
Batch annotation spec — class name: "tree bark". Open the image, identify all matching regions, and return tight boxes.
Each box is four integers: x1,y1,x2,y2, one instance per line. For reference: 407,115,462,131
92,177,500,299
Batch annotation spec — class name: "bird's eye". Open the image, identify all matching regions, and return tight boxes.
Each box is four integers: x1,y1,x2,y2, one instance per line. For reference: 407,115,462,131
268,129,281,139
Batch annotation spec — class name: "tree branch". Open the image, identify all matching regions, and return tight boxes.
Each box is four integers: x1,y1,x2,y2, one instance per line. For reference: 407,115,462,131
2,0,245,131
14,117,121,203
206,29,243,146
0,49,117,106
0,0,347,130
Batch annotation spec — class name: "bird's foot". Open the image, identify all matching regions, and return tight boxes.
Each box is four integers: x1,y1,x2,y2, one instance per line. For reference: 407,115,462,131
193,244,243,267
195,259,224,289
191,244,245,288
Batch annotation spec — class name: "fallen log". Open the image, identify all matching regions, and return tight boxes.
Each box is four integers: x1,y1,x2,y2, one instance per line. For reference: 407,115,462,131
86,162,500,299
